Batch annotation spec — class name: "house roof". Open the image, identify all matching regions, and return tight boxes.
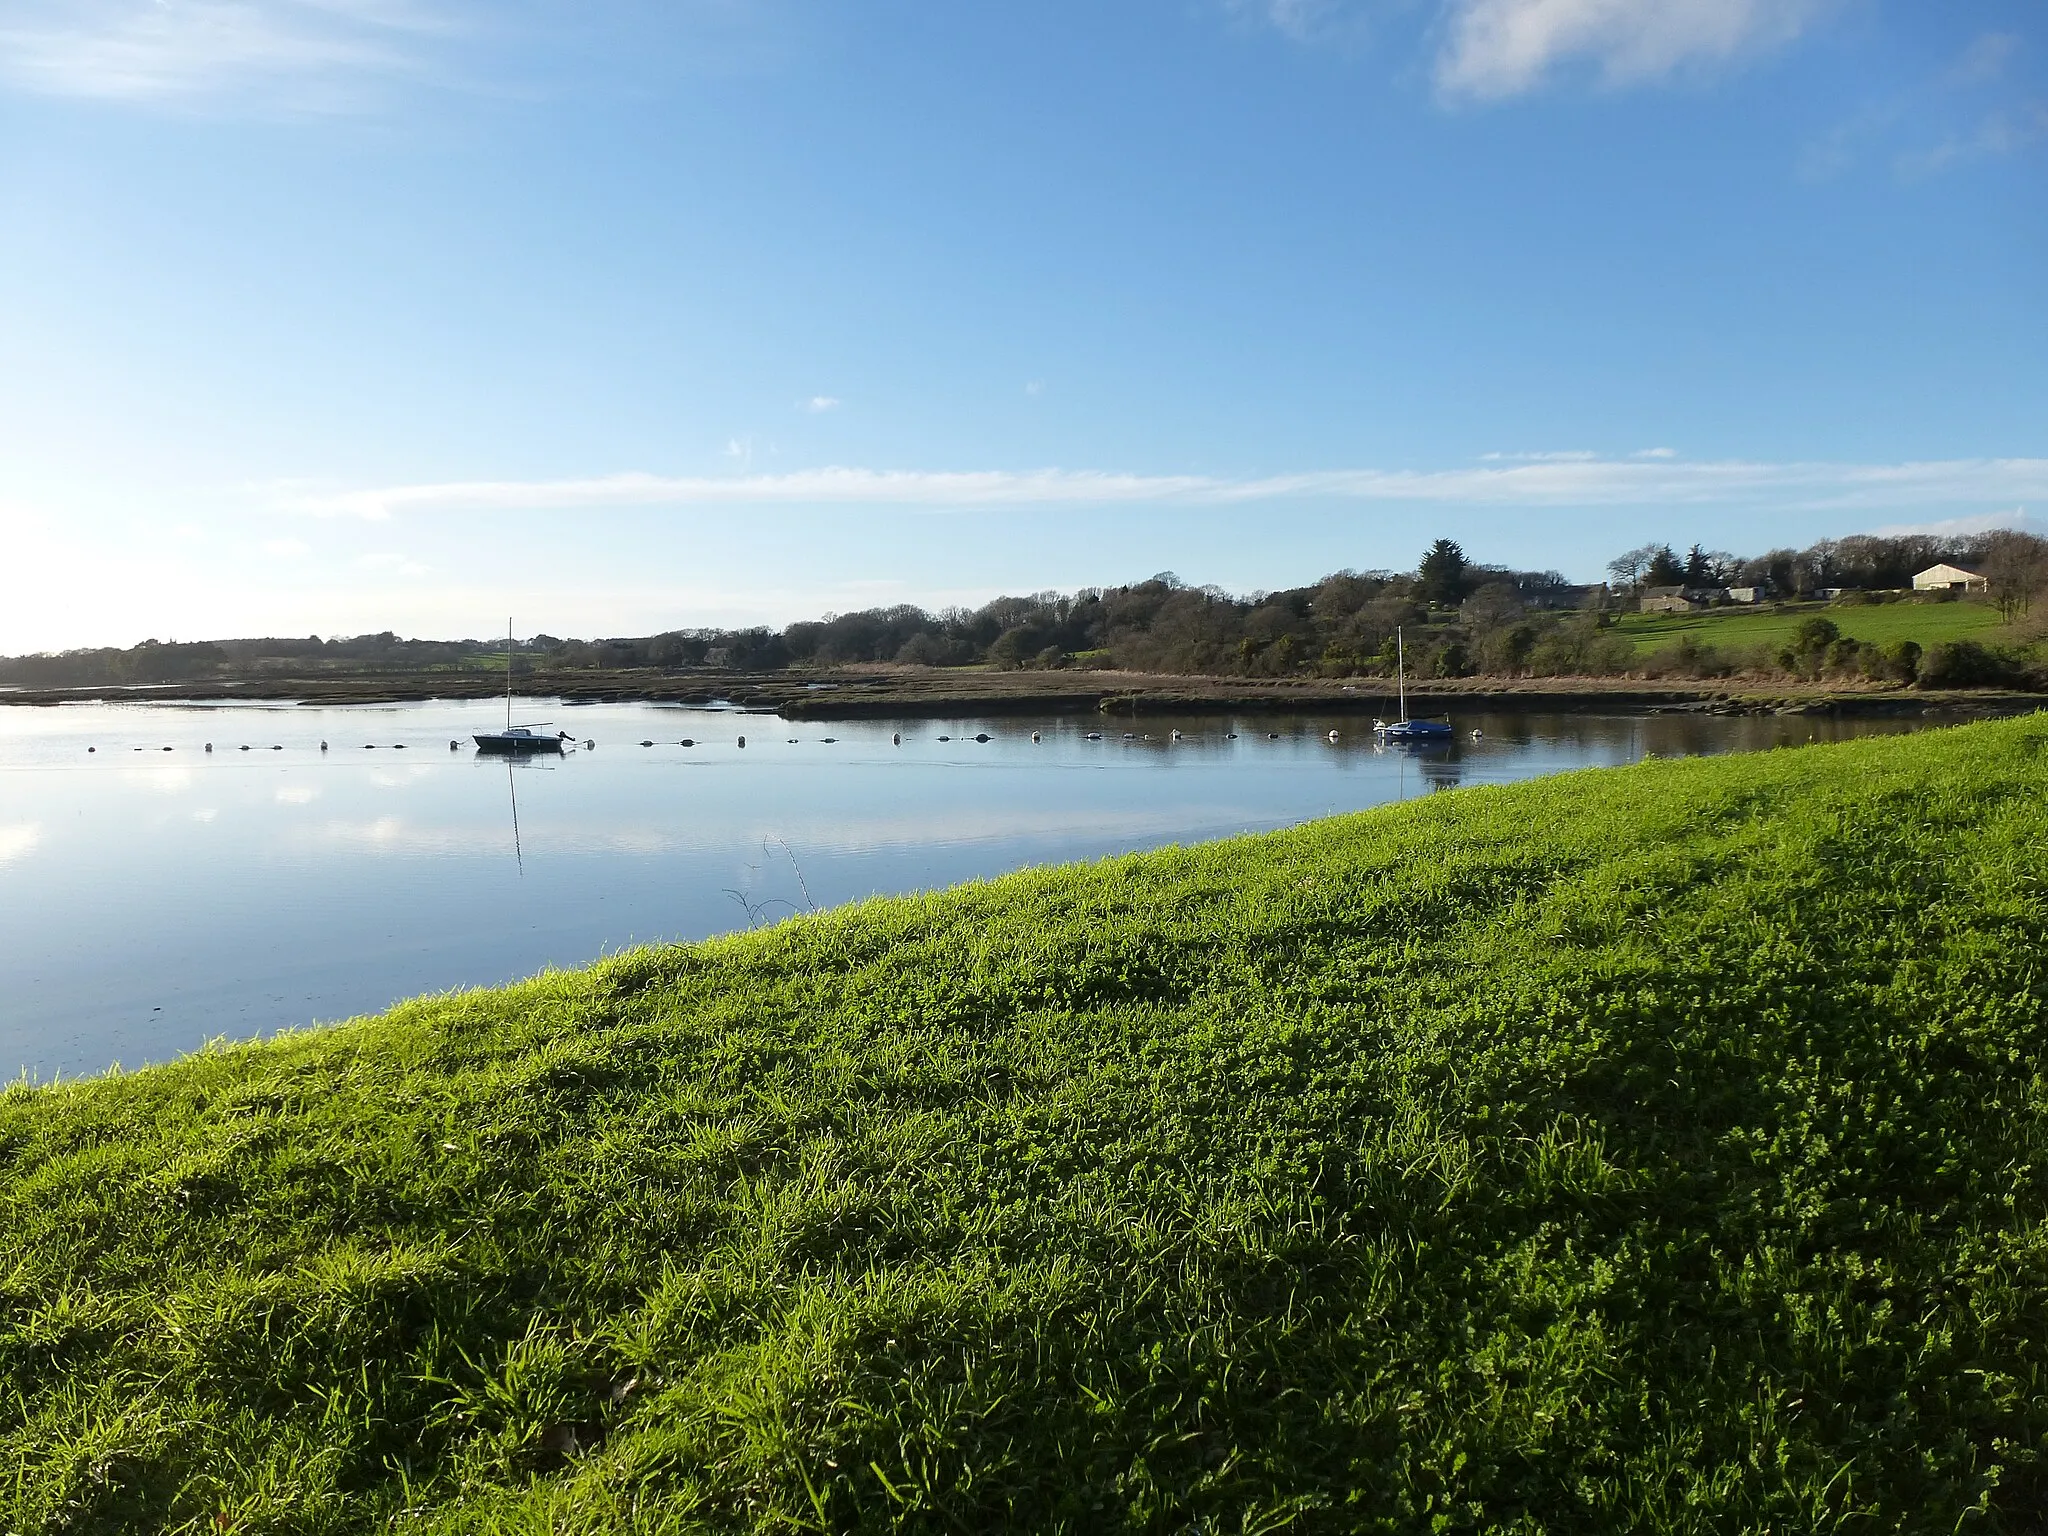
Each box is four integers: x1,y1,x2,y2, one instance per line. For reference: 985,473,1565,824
1915,563,1983,579
1641,585,1688,598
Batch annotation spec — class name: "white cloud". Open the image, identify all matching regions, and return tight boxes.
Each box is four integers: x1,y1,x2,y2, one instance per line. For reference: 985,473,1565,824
1435,0,1828,101
0,0,451,108
282,454,2048,520
1870,508,2034,539
1632,447,1677,459
804,396,842,414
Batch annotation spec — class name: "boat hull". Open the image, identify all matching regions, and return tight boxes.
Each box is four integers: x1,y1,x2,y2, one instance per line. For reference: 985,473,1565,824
1377,720,1454,742
473,734,563,754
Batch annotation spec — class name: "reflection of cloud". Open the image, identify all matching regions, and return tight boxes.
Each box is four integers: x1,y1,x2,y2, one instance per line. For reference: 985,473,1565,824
275,785,321,804
192,808,219,823
0,823,41,866
125,767,195,794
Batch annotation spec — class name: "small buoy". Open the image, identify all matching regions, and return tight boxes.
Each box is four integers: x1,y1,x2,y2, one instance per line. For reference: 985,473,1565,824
274,745,285,751
1170,729,1183,740
1327,730,1340,743
787,738,798,744
1224,732,1238,740
680,737,695,747
1122,732,1135,740
892,732,901,746
822,736,837,743
1086,731,1101,740
162,746,173,752
240,745,251,752
584,740,595,749
364,744,376,750
937,734,951,742
737,735,746,748
88,746,96,753
1031,731,1041,743
1470,728,1483,740
322,742,330,751
641,740,655,747
974,733,989,743
1266,732,1281,740
448,740,457,750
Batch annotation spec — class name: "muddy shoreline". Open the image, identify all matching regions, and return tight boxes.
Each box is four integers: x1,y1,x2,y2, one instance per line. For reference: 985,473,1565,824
1,667,2039,720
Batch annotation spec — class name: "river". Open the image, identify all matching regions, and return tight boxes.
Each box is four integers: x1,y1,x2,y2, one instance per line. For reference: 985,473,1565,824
0,697,1959,1079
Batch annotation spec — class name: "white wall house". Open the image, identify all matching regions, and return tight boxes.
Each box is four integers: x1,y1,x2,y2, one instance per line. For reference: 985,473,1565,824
1913,564,1988,593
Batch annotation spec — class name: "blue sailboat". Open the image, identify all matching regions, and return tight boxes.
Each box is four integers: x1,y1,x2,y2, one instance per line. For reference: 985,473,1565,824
1374,626,1454,743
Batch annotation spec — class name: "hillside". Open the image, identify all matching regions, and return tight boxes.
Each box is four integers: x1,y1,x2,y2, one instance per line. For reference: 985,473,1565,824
1616,598,2010,656
5,719,2047,1532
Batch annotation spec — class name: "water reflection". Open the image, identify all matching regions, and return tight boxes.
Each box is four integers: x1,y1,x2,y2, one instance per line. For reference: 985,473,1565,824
0,697,1971,1079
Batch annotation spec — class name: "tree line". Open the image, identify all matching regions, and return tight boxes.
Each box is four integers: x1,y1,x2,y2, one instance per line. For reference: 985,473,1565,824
5,528,2043,690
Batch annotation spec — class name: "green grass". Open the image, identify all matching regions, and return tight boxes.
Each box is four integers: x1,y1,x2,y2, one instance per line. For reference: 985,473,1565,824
7,720,2048,1532
1616,598,2009,657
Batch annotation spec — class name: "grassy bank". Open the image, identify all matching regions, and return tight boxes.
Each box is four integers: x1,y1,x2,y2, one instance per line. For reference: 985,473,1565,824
7,720,2048,1532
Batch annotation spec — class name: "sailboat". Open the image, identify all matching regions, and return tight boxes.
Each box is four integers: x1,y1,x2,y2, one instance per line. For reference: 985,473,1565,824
1373,626,1454,742
473,619,569,754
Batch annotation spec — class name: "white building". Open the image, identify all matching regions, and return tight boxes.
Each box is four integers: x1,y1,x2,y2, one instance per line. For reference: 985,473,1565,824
1913,564,1988,593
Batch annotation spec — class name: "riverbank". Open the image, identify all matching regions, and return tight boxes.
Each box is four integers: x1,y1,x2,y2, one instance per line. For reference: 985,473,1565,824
2,662,2041,719
5,718,2045,1529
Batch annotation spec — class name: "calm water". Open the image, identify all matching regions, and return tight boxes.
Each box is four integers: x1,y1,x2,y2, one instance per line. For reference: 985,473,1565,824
0,697,1947,1079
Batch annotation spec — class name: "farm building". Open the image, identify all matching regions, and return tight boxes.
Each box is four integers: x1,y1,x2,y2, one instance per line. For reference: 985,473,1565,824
1639,585,1726,614
1913,563,1988,593
1726,586,1766,604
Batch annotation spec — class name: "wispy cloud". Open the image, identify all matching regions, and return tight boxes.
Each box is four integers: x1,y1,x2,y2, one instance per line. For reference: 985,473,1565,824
1804,31,2042,182
0,0,455,109
283,454,2048,521
1870,507,2034,539
1434,0,1828,101
804,396,842,414
1945,31,2021,88
1895,101,2048,180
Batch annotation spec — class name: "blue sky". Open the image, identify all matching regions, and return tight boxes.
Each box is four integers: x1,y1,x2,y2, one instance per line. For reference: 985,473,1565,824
0,0,2042,650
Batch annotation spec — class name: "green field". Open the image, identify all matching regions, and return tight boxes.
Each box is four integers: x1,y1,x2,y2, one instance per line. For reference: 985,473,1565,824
1616,598,2009,656
7,720,2048,1531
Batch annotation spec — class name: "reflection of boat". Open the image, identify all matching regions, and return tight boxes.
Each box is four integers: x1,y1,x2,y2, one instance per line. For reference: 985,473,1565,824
473,618,568,754
1375,626,1454,743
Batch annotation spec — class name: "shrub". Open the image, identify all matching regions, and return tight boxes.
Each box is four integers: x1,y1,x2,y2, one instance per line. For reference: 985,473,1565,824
1917,640,2026,689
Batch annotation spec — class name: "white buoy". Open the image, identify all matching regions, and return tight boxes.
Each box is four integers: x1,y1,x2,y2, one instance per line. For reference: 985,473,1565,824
1328,730,1340,743
1470,728,1483,740
1031,731,1041,743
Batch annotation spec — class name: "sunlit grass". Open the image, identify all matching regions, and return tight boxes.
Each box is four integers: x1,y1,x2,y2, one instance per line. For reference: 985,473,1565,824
1615,598,2007,657
5,718,2047,1531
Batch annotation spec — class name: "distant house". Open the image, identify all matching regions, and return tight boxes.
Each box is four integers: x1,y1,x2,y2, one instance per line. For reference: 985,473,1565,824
1813,587,1853,600
1726,586,1765,604
1913,563,1988,593
1638,585,1720,618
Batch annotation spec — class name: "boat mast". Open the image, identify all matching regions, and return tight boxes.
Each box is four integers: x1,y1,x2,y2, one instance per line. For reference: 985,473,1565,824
506,616,514,730
1396,626,1406,723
